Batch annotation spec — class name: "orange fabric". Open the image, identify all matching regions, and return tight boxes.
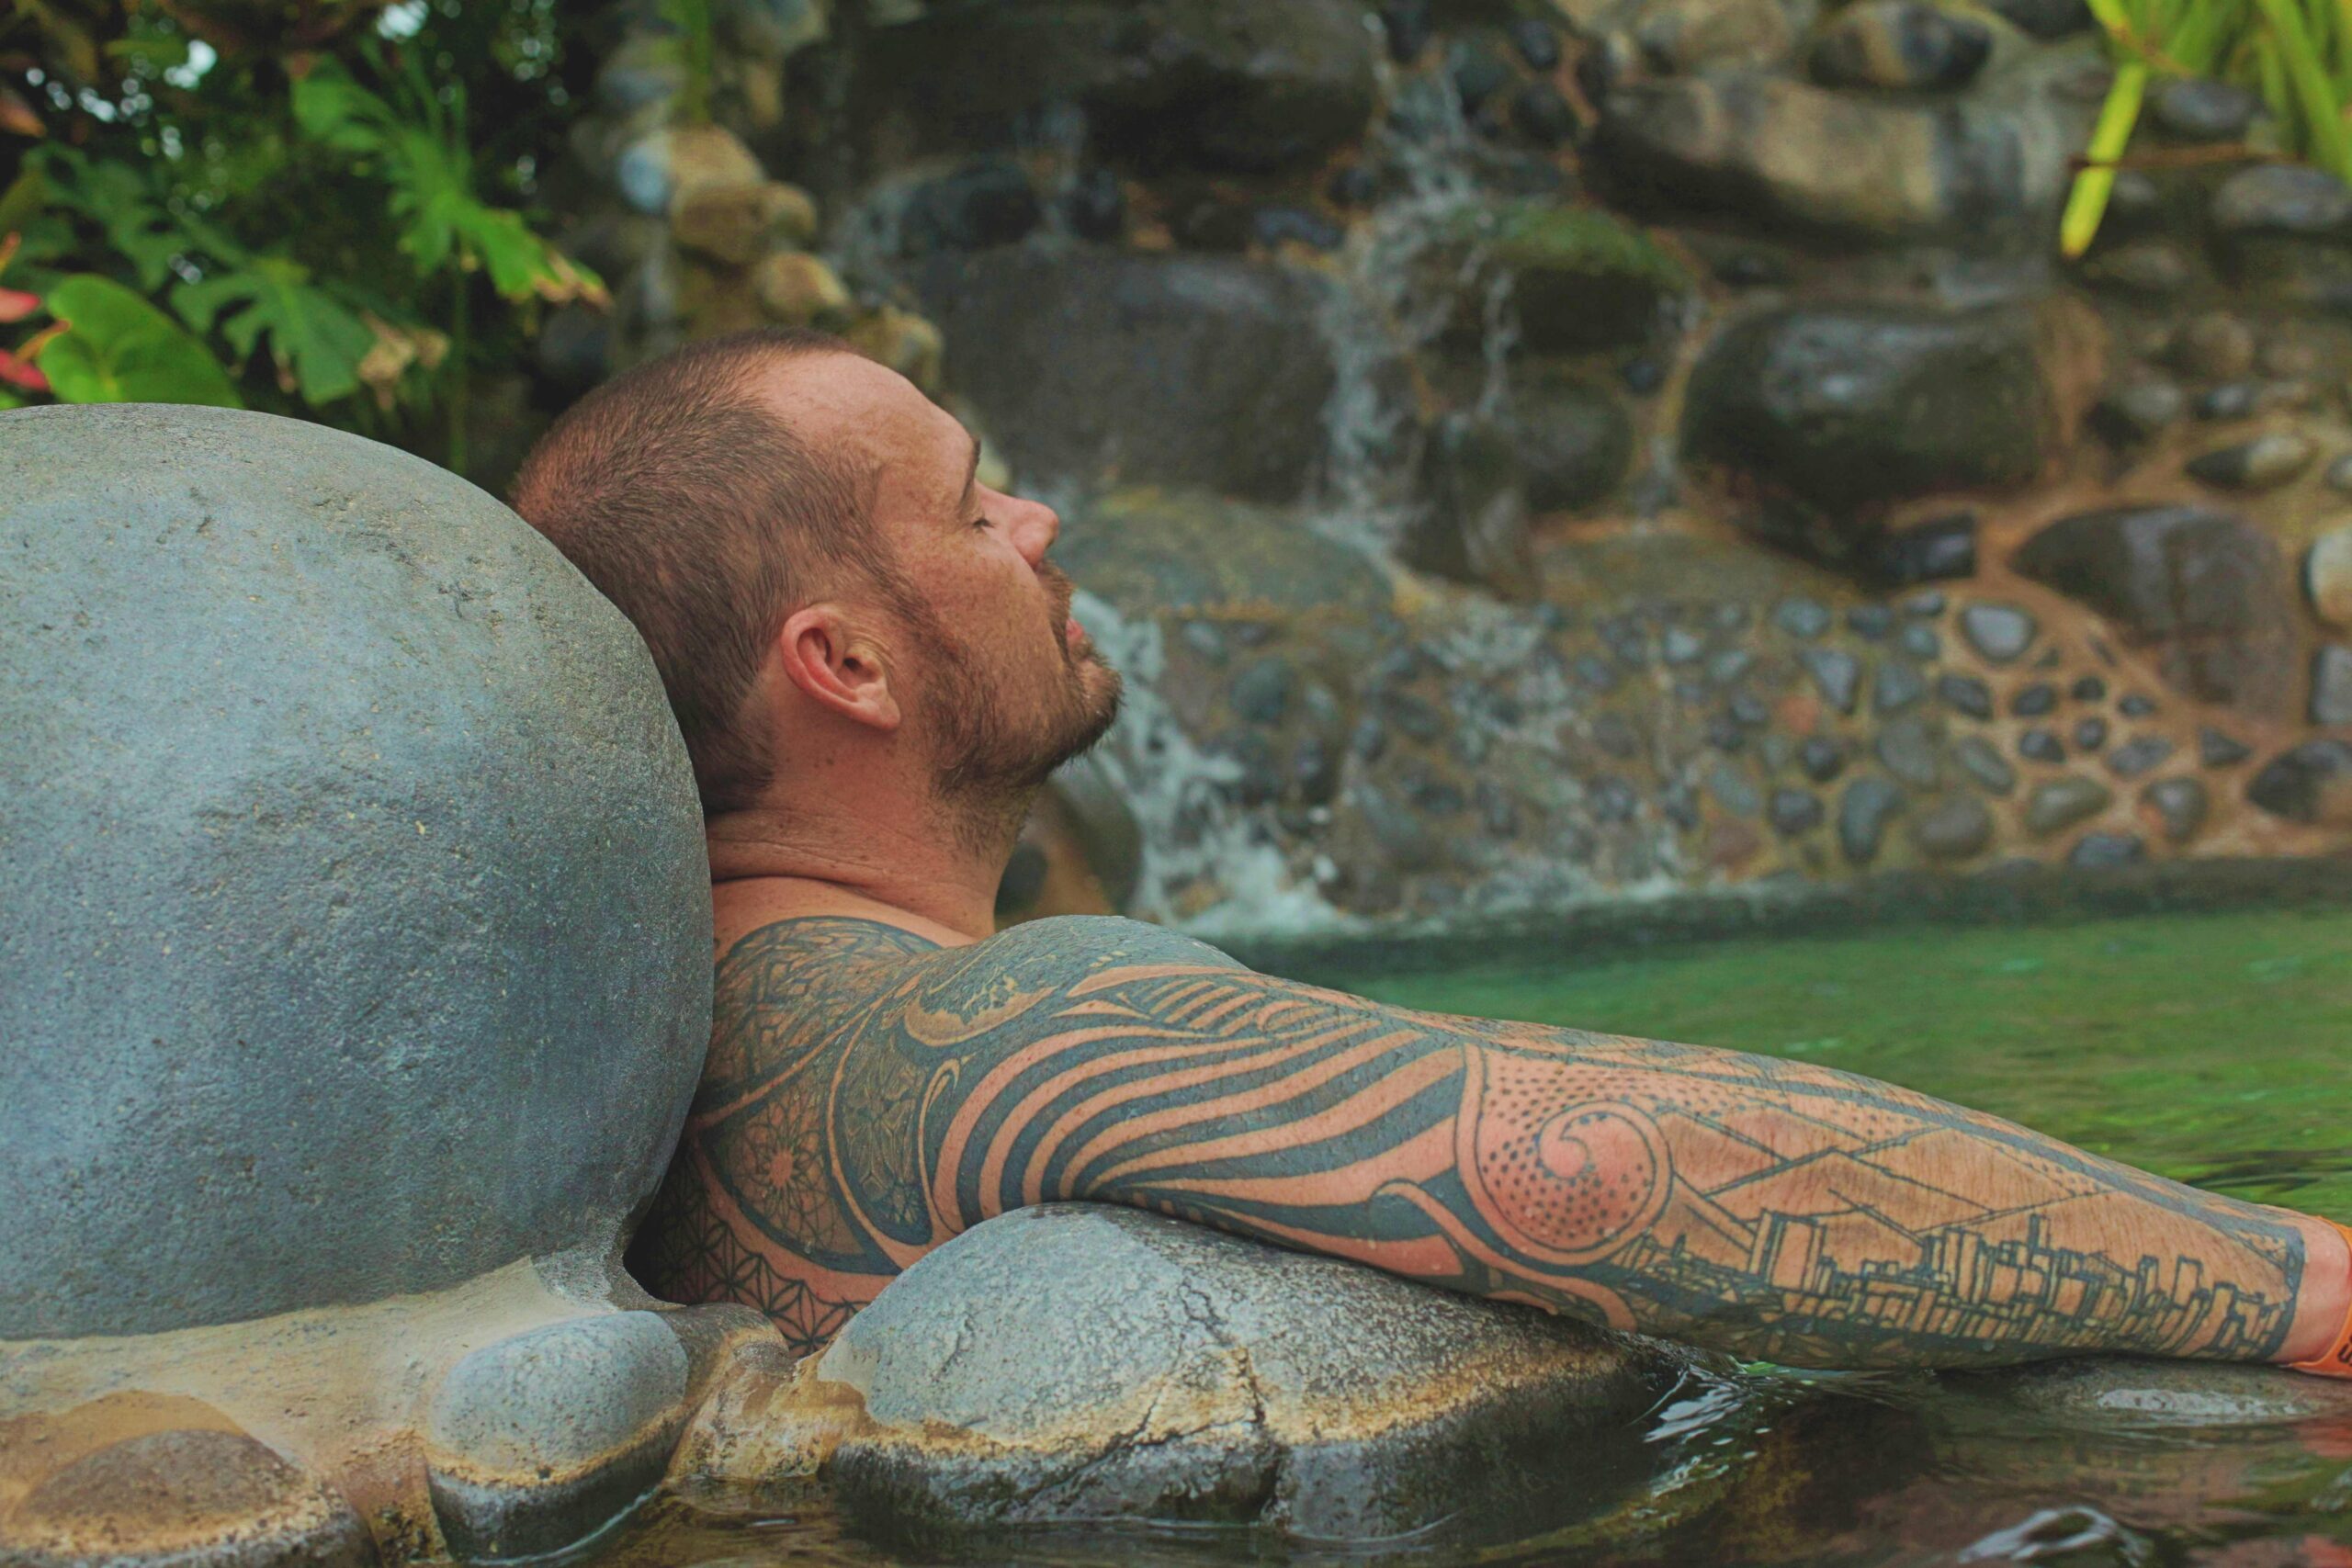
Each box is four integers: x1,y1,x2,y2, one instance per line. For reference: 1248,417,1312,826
2290,1221,2352,1379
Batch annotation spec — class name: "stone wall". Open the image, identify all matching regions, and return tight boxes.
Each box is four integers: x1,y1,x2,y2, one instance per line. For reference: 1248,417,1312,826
545,0,2352,935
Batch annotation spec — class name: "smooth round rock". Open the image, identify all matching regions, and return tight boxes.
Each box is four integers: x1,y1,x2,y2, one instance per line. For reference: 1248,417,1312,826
6,1428,373,1568
2184,431,2315,491
0,405,712,1338
2308,526,2352,629
1808,2,1991,91
1838,775,1905,864
2149,78,2263,142
2313,643,2352,727
2210,164,2352,237
2026,777,2113,837
2142,776,2209,842
425,1313,692,1561
1906,794,1993,861
812,1204,1691,1542
1960,603,2038,663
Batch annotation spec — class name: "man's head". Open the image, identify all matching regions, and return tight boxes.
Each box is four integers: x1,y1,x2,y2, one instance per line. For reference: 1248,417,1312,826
511,329,1121,847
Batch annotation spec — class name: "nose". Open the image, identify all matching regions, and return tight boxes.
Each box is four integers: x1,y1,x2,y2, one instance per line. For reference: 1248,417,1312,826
1011,495,1059,567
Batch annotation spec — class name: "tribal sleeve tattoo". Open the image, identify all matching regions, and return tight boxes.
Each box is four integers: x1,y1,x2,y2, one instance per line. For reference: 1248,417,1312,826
630,914,2308,1368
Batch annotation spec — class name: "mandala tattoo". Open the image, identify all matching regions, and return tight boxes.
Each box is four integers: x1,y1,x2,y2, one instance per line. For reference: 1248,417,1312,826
632,915,2308,1366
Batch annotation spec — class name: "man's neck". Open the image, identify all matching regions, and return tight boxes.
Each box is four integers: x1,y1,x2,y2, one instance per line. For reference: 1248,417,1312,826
704,804,1012,946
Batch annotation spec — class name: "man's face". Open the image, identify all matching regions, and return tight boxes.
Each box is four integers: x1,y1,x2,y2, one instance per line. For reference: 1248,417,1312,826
764,355,1122,809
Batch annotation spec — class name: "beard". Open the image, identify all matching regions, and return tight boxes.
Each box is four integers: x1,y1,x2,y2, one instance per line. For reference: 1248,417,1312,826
910,568,1123,847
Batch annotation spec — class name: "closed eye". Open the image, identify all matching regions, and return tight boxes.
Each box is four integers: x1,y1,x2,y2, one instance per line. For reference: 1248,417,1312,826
970,514,996,532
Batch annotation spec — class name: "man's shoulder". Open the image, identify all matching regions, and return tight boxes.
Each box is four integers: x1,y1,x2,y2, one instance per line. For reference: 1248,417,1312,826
968,914,1246,979
712,913,1245,1018
699,914,1246,1094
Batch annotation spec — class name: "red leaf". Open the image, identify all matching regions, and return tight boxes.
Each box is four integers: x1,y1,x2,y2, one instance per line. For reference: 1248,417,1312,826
0,287,40,324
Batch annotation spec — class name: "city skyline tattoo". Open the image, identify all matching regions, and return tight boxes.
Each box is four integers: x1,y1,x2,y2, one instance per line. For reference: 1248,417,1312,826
631,916,2304,1366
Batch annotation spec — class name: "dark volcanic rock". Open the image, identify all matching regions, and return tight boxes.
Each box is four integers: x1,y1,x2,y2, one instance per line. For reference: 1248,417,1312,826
2150,78,2263,142
1685,300,2099,543
1057,489,1391,621
2314,643,2352,726
2026,777,2112,837
1510,368,1635,512
2143,776,2209,841
1597,72,2089,243
1407,413,1536,595
0,405,711,1339
1908,794,1994,861
1808,2,1991,91
2069,831,2145,868
892,158,1044,254
2211,164,2352,238
2184,432,2315,492
2246,739,2352,825
915,246,1342,502
1838,775,1905,864
816,1204,1691,1542
2011,504,2299,715
1871,512,1979,587
859,0,1377,173
1981,0,2090,36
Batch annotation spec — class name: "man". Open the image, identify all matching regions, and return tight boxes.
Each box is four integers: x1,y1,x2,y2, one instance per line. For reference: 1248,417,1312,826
511,327,2352,1377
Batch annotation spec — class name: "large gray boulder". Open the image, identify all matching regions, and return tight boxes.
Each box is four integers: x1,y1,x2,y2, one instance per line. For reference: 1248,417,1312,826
808,1204,1695,1544
0,403,713,1340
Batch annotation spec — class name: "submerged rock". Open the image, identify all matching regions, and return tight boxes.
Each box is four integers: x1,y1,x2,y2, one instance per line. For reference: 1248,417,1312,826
813,1205,1692,1542
2011,504,2298,716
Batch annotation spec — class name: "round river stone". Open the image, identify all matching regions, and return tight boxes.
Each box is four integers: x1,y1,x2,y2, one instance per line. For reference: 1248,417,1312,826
0,403,712,1338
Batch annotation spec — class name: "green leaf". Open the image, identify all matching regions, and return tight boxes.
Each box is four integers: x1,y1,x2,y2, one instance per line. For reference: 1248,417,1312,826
171,257,375,407
38,276,243,408
32,148,185,291
290,62,400,157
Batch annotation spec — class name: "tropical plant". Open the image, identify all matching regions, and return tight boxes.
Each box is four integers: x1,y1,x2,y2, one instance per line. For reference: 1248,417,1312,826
2062,0,2352,255
288,47,605,468
0,1,596,478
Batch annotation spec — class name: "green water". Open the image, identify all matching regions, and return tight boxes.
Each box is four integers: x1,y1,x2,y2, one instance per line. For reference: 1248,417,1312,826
1324,906,2352,1221
610,906,2352,1568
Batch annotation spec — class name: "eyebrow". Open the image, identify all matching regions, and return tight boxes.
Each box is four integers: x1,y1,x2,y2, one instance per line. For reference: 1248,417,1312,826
955,431,980,519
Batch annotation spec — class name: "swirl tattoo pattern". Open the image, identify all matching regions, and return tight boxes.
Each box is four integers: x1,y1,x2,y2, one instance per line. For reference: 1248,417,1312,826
630,916,2306,1367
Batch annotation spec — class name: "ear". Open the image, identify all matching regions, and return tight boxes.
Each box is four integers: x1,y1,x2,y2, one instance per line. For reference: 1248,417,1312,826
774,604,903,731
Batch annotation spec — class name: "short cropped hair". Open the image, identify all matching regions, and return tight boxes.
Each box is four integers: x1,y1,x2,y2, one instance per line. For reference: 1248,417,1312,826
511,329,888,815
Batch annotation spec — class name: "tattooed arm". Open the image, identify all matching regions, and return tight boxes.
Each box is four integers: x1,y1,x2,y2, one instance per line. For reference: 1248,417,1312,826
634,914,2334,1369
